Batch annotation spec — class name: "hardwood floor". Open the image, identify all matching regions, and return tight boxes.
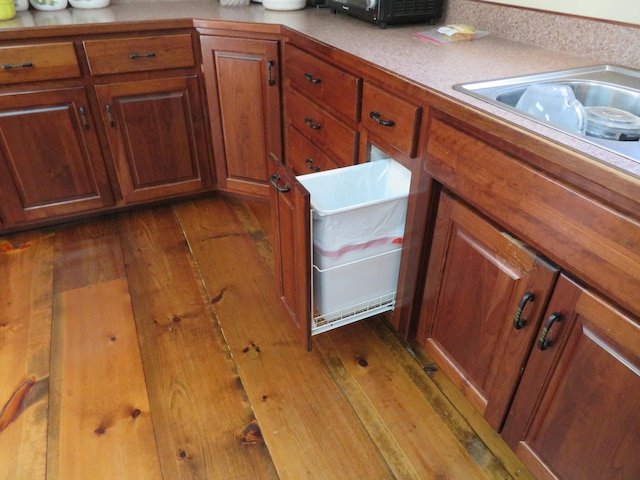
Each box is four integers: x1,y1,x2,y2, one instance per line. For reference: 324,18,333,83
0,195,533,479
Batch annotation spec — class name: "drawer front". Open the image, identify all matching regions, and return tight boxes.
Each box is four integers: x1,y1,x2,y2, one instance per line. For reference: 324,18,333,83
286,126,345,175
285,43,361,123
286,87,358,165
362,81,421,157
0,43,80,84
83,34,195,75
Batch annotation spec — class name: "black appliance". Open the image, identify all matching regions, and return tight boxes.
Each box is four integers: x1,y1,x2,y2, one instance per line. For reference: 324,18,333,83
329,0,443,28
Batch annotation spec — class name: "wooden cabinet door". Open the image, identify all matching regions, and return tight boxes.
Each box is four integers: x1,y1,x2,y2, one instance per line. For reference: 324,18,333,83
416,191,559,429
268,154,312,350
0,87,113,224
95,76,210,203
200,36,282,198
501,274,640,480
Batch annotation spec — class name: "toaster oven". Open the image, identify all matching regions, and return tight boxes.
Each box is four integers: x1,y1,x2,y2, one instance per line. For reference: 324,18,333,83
329,0,443,28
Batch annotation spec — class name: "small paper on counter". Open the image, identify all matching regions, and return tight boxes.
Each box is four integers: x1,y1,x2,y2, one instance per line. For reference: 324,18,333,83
414,24,489,45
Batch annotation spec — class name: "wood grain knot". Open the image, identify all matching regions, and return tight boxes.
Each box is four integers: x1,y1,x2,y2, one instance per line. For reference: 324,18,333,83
131,408,141,419
239,420,264,446
177,449,187,459
94,426,106,435
357,356,369,367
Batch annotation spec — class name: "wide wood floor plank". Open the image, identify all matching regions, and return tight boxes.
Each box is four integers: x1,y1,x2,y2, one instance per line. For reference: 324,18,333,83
176,197,393,479
118,206,278,480
0,232,54,480
53,218,126,293
316,319,515,480
48,279,162,480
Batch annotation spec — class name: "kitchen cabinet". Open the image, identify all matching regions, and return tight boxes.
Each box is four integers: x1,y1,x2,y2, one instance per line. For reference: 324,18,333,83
271,36,428,349
87,33,211,204
0,41,114,226
416,190,559,430
501,274,640,480
0,31,213,233
94,76,210,203
413,103,640,478
200,35,282,198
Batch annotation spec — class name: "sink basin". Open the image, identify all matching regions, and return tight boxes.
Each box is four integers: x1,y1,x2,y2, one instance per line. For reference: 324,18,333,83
454,65,640,162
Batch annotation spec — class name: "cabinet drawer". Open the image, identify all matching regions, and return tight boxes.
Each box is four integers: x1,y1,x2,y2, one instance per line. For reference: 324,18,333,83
0,43,80,84
285,43,361,123
83,34,195,76
362,81,421,157
286,87,358,165
286,126,345,175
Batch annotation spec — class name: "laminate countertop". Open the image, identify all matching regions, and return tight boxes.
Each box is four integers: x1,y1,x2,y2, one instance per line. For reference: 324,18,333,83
2,1,640,180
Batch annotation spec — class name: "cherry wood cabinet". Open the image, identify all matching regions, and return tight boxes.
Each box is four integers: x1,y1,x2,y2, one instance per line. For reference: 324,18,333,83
200,35,282,198
95,76,210,203
0,87,113,225
414,103,640,479
501,274,640,480
416,190,559,430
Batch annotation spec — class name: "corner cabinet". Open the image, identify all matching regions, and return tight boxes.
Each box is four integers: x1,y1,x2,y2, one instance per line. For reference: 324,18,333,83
200,35,282,197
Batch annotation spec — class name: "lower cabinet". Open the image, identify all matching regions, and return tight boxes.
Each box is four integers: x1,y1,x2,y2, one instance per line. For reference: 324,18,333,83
200,35,282,198
0,87,114,224
501,274,640,480
95,76,211,203
416,190,559,430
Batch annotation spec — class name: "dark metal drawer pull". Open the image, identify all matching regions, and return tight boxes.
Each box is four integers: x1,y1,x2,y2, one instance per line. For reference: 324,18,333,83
79,106,90,131
129,52,156,59
305,158,321,172
303,73,321,84
513,291,535,330
106,104,116,127
304,118,321,130
369,111,395,127
538,312,563,350
269,174,290,193
2,62,33,70
267,60,276,86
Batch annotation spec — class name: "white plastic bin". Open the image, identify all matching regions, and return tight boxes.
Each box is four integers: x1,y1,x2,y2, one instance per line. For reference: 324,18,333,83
313,247,402,321
297,159,411,267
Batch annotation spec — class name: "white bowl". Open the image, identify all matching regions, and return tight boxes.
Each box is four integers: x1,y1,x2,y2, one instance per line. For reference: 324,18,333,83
516,83,586,134
69,0,109,8
262,0,305,10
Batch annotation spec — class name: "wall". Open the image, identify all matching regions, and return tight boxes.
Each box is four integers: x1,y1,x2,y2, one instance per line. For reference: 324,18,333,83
443,0,640,69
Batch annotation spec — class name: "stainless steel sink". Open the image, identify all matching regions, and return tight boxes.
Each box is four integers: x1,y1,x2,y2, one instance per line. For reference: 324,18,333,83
454,65,640,162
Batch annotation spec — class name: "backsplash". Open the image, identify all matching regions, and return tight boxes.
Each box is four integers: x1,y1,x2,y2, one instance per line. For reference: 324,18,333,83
443,0,640,69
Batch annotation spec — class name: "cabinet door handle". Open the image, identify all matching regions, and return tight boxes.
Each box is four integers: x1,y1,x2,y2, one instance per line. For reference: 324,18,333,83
304,117,321,130
305,158,321,172
79,106,90,131
105,104,116,127
513,291,535,330
369,111,395,127
269,173,290,193
2,62,33,70
129,52,156,59
267,60,276,86
303,73,321,84
538,312,563,350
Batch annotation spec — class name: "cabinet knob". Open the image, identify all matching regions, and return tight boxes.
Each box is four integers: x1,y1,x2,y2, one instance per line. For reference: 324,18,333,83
79,106,90,131
105,104,116,127
513,291,535,330
538,312,563,350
